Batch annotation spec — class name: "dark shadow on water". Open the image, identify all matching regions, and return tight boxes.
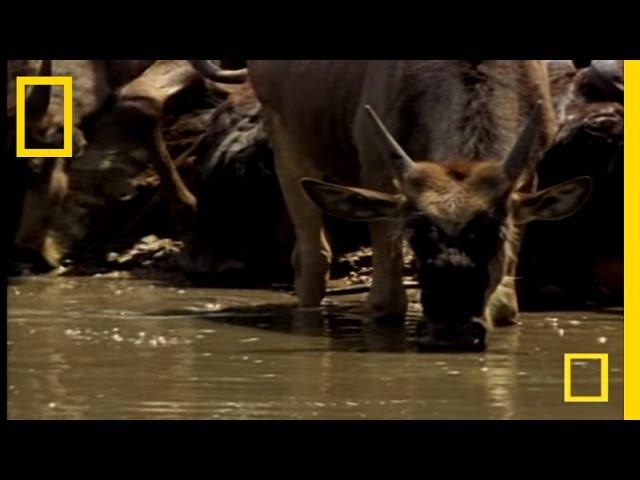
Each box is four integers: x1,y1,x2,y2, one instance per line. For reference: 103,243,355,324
145,298,622,355
147,301,465,354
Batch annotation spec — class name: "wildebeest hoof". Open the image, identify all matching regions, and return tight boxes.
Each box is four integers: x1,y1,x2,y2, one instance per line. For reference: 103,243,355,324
486,286,518,327
11,247,58,275
491,308,518,327
490,306,518,327
416,319,486,352
493,318,517,327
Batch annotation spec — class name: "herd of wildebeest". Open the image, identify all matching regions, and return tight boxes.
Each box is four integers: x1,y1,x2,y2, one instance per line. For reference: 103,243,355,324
6,60,623,349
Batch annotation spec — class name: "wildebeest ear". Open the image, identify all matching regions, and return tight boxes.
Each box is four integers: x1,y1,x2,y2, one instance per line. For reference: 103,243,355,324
513,176,592,224
301,178,403,221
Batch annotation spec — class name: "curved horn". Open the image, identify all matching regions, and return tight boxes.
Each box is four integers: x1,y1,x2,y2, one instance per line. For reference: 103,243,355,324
504,103,542,181
364,105,415,179
189,60,248,84
25,59,52,121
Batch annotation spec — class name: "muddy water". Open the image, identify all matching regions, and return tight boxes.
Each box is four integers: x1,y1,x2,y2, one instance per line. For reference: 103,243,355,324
7,276,623,419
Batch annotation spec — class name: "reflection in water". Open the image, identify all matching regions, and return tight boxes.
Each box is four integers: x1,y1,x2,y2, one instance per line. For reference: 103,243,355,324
7,276,623,419
483,327,520,420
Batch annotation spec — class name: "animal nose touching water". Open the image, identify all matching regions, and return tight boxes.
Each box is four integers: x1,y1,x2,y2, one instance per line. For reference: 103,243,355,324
9,60,596,354
301,105,591,350
238,60,593,351
5,59,624,421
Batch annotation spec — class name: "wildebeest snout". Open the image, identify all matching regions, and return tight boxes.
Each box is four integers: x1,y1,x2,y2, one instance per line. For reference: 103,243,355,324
418,248,488,326
428,247,475,269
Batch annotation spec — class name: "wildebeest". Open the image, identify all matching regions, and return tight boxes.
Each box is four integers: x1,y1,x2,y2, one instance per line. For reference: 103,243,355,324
178,81,293,285
517,60,623,309
115,61,294,282
193,60,592,349
7,59,223,271
114,60,211,224
7,60,155,270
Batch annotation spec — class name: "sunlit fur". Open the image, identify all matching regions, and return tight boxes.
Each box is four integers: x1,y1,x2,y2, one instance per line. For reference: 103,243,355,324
249,60,558,323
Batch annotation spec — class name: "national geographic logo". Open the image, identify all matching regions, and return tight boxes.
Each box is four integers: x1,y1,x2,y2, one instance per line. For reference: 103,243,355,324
564,353,609,403
15,75,73,158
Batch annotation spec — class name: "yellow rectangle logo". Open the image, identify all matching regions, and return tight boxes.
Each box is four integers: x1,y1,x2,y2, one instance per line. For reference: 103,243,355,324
564,353,609,403
625,60,639,420
15,75,73,158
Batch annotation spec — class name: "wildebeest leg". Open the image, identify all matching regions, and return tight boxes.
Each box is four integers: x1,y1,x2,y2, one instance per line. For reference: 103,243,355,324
125,134,204,232
485,229,522,327
487,96,556,327
14,157,69,270
151,126,198,227
267,113,331,307
487,170,538,327
361,169,408,321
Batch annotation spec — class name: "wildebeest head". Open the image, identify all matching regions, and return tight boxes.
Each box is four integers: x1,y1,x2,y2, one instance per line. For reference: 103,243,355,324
8,60,87,272
301,105,592,333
